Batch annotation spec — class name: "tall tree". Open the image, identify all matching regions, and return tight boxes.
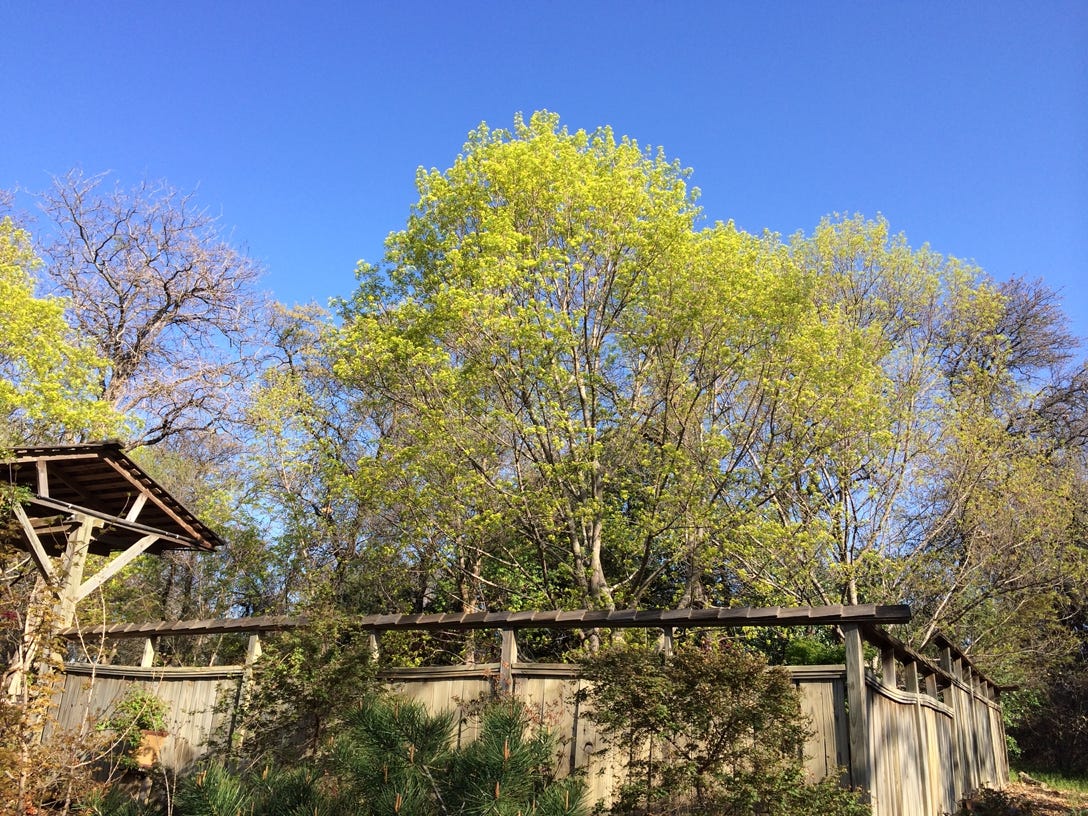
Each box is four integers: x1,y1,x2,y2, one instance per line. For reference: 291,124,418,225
253,115,1085,684
326,113,886,619
39,170,267,448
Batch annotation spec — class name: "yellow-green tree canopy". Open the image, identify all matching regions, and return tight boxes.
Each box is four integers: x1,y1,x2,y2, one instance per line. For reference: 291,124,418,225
253,112,1086,678
328,112,891,618
0,216,120,445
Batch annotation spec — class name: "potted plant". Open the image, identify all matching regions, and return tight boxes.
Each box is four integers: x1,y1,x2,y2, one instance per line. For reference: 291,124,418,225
99,686,170,770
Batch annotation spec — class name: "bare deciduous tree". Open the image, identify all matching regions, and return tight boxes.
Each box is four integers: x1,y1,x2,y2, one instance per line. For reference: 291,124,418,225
39,170,267,447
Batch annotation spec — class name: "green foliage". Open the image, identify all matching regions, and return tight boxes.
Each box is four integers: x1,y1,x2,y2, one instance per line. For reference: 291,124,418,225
227,611,379,763
101,687,170,736
83,786,161,816
955,787,1037,816
580,641,869,815
332,696,585,816
0,215,121,444
173,763,254,816
1008,606,1088,776
330,697,455,815
98,696,584,816
245,110,1088,693
783,635,846,666
98,687,169,770
446,701,584,815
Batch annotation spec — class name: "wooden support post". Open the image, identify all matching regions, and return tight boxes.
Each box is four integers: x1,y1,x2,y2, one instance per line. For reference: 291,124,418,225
245,634,263,665
124,493,148,522
925,673,938,698
140,638,156,667
657,627,674,657
499,629,518,694
227,634,264,754
55,516,98,627
35,460,49,497
904,661,920,694
881,647,897,687
368,632,380,663
12,502,57,583
843,624,871,797
76,534,160,601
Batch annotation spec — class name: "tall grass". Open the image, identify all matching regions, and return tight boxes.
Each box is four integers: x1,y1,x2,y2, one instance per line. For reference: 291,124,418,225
1013,766,1088,803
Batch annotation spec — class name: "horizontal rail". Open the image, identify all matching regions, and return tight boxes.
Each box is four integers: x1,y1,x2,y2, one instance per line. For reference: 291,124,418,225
60,603,911,640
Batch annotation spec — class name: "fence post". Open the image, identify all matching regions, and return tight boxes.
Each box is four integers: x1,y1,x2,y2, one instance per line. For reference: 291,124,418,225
226,634,263,755
140,637,156,668
499,628,518,694
843,624,871,798
368,632,380,663
904,661,919,694
924,673,938,698
905,660,934,816
881,648,897,687
940,646,966,800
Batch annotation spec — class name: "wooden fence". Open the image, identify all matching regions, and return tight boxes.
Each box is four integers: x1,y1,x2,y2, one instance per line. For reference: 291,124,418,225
52,605,1008,815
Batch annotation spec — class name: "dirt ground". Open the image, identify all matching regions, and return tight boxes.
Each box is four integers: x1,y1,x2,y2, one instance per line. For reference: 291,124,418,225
998,782,1088,815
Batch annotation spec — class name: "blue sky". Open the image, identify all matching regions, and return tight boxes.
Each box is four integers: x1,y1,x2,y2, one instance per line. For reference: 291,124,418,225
4,2,1087,343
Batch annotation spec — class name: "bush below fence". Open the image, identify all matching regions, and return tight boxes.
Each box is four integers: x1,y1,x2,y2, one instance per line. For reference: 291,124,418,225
48,607,1008,815
51,656,1003,816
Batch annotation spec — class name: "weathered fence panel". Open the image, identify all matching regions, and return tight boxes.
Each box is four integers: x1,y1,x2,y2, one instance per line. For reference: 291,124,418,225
384,662,853,808
51,663,243,769
48,608,1007,815
866,676,957,816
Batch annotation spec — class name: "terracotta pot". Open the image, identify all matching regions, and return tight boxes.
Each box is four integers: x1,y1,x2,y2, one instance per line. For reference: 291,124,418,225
133,729,168,769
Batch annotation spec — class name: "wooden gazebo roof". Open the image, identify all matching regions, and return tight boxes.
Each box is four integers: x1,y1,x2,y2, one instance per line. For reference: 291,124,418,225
3,441,224,556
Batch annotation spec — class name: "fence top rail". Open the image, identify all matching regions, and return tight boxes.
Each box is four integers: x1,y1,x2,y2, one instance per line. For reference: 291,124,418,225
61,603,911,641
931,631,1017,691
862,624,1009,694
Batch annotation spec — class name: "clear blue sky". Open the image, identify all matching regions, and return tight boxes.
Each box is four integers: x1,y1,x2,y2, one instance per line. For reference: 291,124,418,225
4,2,1087,342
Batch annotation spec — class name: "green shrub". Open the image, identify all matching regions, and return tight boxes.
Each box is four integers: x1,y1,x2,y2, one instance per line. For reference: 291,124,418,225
580,640,870,816
332,696,585,816
97,687,169,770
93,695,585,816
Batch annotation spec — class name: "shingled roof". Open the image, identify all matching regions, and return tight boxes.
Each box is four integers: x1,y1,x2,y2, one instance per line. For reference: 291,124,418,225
3,441,224,555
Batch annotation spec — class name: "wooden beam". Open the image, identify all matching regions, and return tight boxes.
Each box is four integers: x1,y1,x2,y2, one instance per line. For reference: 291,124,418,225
27,495,202,549
60,604,912,641
36,460,49,497
101,456,207,545
12,502,56,583
76,534,160,601
124,493,148,522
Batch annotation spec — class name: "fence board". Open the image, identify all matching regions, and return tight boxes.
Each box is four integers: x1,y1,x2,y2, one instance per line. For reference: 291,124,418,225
51,624,1006,814
53,663,243,769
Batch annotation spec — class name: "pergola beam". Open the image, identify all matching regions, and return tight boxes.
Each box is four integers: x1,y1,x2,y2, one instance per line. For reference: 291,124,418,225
76,534,161,601
12,502,56,583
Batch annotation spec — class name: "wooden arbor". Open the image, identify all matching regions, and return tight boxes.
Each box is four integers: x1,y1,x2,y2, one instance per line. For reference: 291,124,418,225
2,442,223,696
